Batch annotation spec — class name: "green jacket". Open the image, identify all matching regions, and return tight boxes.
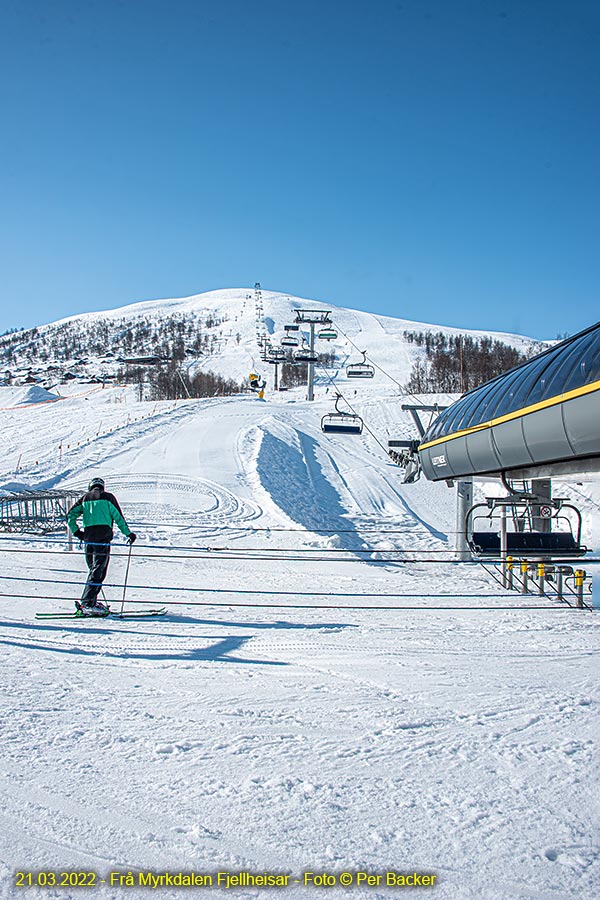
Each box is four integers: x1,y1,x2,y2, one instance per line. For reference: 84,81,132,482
67,488,132,543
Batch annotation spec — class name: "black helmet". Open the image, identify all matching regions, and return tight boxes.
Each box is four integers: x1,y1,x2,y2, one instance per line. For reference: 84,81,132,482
88,477,105,491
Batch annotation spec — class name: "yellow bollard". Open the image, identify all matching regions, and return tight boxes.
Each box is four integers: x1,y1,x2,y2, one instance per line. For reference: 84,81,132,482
537,561,546,596
521,559,529,594
574,569,586,609
506,555,514,590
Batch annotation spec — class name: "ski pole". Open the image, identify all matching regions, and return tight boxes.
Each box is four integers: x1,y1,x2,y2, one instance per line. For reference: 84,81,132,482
119,542,133,617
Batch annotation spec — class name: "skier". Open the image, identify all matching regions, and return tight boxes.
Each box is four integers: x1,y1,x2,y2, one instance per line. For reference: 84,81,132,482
67,477,137,616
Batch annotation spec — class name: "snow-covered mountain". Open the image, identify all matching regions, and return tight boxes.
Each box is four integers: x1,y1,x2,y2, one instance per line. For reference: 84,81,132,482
0,287,542,389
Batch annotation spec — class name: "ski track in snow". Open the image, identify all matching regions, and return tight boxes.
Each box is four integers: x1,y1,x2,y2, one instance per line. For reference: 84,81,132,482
0,294,599,900
0,609,598,900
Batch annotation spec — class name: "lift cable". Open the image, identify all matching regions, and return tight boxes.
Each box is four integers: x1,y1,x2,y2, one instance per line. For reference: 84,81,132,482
0,547,483,564
330,320,403,390
0,590,578,612
0,543,463,559
314,322,437,455
316,368,391,457
330,317,455,431
0,575,543,600
0,545,596,566
0,524,470,537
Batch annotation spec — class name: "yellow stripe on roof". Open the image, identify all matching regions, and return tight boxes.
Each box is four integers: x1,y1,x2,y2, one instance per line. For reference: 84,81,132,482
418,379,600,452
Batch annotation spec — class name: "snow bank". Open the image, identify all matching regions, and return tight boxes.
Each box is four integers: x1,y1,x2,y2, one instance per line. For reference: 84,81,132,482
7,385,61,406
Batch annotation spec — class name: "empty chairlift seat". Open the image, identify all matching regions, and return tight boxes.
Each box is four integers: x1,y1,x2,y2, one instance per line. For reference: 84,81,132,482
469,531,585,556
281,324,300,347
318,327,338,341
293,344,319,363
346,350,375,378
467,500,587,558
321,394,363,434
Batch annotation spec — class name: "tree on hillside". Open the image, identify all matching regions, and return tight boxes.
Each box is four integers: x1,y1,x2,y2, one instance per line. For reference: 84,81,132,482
403,331,541,393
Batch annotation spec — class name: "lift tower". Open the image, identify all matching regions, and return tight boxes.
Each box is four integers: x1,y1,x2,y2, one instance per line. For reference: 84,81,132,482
293,310,333,401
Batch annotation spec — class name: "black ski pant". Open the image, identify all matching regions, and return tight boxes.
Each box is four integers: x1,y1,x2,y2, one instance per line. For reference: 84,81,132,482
81,542,111,604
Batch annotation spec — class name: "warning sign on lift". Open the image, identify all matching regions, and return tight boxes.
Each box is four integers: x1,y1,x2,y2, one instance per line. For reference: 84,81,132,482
539,505,553,518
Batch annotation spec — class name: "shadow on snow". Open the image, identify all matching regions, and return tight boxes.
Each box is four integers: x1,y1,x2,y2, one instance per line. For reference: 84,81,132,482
257,428,377,559
0,615,356,665
0,634,286,666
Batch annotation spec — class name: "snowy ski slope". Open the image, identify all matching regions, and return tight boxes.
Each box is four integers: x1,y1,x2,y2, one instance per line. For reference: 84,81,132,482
6,287,539,389
0,291,598,900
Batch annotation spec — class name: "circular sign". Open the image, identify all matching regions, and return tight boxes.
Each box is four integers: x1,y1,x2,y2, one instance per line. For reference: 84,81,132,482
539,505,552,518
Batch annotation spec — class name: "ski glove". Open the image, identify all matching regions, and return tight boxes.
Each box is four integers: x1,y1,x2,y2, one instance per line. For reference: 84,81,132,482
74,529,85,541
127,533,137,545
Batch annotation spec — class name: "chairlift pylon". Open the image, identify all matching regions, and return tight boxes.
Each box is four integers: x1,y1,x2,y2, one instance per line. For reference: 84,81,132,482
321,393,363,434
346,350,375,379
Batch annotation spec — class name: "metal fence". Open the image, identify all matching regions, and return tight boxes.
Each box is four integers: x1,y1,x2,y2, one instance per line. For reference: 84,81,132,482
0,490,80,534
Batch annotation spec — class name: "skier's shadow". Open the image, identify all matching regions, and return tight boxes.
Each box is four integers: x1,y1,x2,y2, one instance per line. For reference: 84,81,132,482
0,616,356,666
154,615,358,630
0,632,286,666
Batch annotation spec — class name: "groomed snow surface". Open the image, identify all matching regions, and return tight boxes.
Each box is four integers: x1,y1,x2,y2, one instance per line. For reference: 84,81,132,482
1,315,599,899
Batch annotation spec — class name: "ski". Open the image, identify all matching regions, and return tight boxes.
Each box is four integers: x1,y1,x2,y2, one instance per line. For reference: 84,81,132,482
111,608,167,619
35,607,167,620
35,611,108,620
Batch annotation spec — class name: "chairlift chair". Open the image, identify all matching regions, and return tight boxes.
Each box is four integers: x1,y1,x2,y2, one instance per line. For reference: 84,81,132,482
321,394,363,434
466,498,587,558
346,350,375,378
318,327,338,341
293,343,319,363
281,335,299,347
266,348,285,361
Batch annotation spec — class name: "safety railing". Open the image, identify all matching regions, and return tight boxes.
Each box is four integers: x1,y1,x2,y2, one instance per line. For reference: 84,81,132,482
0,490,79,535
496,556,593,609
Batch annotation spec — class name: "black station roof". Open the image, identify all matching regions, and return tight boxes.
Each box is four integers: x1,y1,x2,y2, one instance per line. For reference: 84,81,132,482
420,321,600,447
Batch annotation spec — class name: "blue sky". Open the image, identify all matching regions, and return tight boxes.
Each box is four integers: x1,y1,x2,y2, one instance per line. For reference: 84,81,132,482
1,0,598,339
